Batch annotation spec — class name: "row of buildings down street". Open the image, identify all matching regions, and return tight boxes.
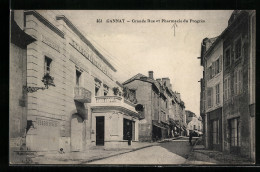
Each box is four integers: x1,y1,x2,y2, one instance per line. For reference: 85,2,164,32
9,10,201,163
199,10,255,161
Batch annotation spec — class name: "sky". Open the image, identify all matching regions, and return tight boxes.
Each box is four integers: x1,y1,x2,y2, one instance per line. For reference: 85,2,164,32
61,10,233,116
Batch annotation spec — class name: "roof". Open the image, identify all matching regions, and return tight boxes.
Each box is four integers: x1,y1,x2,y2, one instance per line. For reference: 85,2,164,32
203,10,249,59
122,73,161,91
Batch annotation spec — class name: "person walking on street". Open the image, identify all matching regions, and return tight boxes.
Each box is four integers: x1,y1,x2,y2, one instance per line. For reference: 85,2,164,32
126,131,131,146
189,131,193,146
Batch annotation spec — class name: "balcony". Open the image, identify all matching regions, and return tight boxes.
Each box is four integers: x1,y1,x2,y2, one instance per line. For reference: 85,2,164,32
74,87,91,103
91,96,140,119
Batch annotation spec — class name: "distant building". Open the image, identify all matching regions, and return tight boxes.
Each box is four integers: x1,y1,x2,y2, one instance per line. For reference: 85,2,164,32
185,110,202,136
123,71,187,141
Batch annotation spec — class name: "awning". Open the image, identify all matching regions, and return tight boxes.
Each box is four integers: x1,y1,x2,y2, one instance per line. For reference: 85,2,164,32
152,120,168,129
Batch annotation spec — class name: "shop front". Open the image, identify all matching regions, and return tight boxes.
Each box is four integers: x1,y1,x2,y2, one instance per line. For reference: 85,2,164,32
207,107,222,151
90,96,140,148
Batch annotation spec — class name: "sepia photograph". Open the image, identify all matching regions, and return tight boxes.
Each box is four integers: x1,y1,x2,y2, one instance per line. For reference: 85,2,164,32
9,10,256,165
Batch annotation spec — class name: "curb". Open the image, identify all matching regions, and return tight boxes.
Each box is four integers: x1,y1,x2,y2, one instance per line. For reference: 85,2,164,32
184,138,199,164
80,144,158,164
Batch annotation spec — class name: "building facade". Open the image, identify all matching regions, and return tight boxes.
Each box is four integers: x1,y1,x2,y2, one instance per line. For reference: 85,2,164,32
10,10,141,156
222,10,255,159
123,71,187,141
199,10,255,160
185,110,203,136
10,10,36,160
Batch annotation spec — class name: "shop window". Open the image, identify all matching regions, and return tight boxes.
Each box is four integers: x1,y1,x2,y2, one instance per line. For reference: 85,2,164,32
123,118,133,140
212,119,219,144
76,70,81,87
44,56,52,75
235,37,242,60
234,68,243,95
224,48,231,67
229,118,240,147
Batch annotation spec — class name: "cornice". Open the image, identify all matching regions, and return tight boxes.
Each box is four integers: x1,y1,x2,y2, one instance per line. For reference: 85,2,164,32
24,10,65,39
56,15,117,72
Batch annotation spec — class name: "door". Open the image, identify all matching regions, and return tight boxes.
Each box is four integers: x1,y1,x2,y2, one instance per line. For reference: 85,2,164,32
96,116,104,146
71,114,83,151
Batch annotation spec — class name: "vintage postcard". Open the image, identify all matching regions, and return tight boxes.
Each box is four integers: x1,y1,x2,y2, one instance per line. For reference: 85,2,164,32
9,10,255,165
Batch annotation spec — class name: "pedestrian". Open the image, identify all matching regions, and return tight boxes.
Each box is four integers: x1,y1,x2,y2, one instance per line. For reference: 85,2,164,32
189,131,193,146
126,131,131,146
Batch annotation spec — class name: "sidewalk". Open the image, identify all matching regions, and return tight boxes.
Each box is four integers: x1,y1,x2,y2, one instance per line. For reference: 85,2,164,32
186,137,254,165
13,136,183,164
29,141,162,164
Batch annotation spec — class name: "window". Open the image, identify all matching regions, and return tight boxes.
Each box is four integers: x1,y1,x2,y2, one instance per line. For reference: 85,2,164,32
216,84,220,105
234,68,243,95
212,62,215,78
212,119,219,144
207,88,213,108
76,70,81,87
123,118,132,140
215,59,220,74
95,79,101,96
208,66,212,80
224,76,231,100
235,38,242,60
44,57,52,75
225,48,231,67
202,90,206,111
229,118,240,147
103,84,109,96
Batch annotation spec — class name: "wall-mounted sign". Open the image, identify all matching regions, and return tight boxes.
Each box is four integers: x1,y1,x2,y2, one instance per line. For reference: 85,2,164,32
69,39,113,80
42,35,60,52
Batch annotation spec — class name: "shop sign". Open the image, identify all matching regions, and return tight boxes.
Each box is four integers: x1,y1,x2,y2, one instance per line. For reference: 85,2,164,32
69,39,113,79
42,35,60,52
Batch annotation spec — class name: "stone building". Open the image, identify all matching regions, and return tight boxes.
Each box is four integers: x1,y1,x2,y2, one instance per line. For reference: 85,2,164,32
10,10,141,156
10,10,36,160
199,10,255,160
123,71,169,141
200,35,224,151
123,71,187,141
222,10,255,160
185,110,203,136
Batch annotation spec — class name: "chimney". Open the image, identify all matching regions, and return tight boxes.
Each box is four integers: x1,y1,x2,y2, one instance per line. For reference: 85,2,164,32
162,77,170,88
148,71,154,79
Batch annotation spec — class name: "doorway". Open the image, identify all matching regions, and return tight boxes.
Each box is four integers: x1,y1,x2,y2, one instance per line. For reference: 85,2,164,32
96,116,104,146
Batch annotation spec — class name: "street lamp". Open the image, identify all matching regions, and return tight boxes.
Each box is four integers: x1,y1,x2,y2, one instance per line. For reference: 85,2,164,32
24,73,56,93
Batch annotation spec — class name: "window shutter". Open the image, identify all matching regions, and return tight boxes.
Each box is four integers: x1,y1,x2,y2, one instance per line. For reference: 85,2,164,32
212,62,215,77
219,55,222,72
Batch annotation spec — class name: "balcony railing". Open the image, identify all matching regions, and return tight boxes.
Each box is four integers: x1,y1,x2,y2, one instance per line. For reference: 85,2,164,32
74,87,91,103
95,96,137,110
95,96,123,103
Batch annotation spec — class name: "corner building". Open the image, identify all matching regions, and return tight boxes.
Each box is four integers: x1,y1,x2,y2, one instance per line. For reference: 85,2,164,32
22,10,140,152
